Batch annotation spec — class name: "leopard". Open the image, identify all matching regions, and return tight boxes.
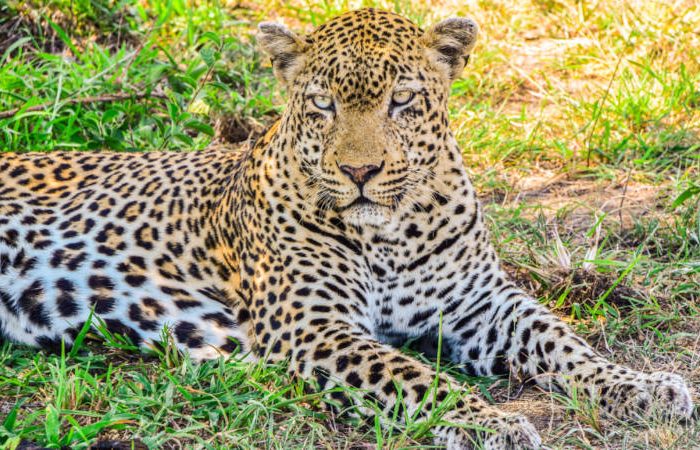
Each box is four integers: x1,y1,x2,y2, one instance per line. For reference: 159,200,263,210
0,8,693,449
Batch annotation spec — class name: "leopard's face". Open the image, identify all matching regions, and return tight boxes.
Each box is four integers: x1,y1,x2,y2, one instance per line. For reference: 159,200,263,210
298,70,429,228
258,9,479,227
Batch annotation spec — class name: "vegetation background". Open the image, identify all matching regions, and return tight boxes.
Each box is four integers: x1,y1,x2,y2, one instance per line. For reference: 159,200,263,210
0,0,698,448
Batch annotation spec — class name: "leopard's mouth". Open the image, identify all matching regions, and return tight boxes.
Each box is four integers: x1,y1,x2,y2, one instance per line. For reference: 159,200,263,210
337,188,405,211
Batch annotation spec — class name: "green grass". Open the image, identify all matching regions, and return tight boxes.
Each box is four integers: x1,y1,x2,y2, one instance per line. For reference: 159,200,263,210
0,0,277,151
1,0,699,448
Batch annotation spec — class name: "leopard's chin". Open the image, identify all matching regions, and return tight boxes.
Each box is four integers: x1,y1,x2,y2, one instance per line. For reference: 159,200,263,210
341,203,391,227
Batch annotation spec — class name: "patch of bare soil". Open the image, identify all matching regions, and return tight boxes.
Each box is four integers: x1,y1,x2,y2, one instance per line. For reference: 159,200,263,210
211,113,275,145
484,168,671,234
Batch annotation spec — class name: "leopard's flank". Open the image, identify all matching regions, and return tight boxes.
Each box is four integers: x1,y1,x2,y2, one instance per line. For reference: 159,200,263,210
0,9,693,449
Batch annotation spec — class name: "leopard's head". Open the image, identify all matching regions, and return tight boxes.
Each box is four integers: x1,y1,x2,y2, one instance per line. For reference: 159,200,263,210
258,8,478,227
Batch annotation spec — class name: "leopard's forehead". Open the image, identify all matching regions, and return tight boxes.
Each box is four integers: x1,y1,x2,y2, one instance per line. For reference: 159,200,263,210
304,9,426,107
310,8,421,48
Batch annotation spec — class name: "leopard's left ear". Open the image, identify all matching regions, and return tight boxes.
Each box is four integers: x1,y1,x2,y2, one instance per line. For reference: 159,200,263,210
257,22,309,86
421,18,479,81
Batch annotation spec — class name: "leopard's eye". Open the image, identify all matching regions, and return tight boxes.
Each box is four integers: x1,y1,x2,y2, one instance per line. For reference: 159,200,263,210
312,95,334,110
391,90,415,106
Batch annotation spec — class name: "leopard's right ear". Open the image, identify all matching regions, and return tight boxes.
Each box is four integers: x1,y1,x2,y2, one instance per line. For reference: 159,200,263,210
257,22,309,86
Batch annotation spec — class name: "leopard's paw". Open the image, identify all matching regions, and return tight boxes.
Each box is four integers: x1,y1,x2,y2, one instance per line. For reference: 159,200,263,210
435,413,541,450
645,372,693,418
600,371,693,421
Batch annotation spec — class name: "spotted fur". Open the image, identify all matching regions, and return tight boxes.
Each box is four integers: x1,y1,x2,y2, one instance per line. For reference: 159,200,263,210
0,9,692,449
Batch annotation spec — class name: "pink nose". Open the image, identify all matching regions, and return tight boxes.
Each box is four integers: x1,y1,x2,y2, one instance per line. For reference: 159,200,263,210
338,163,383,185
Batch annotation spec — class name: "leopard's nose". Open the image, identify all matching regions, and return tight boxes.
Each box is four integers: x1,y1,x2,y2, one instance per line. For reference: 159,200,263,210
338,162,384,186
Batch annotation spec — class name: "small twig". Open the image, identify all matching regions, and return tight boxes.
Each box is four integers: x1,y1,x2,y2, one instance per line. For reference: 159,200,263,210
618,164,633,228
0,92,168,120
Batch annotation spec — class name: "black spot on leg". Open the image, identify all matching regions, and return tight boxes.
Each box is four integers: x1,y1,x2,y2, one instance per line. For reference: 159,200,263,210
174,321,204,348
0,290,16,315
90,295,115,314
346,371,363,389
412,384,427,401
202,312,235,328
313,347,333,360
336,355,349,372
220,338,241,354
491,353,509,375
128,304,159,331
36,335,64,353
125,275,147,287
56,278,78,317
88,275,114,290
19,280,51,327
104,318,142,346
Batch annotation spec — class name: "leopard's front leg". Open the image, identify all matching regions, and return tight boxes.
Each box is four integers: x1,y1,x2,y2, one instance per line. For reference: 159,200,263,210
255,295,541,450
442,275,694,422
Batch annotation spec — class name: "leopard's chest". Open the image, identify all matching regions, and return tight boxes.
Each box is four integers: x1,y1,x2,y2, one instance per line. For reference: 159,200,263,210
363,242,470,339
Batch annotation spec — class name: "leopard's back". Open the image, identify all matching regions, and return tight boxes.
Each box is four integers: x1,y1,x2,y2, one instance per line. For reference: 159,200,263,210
0,149,250,359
